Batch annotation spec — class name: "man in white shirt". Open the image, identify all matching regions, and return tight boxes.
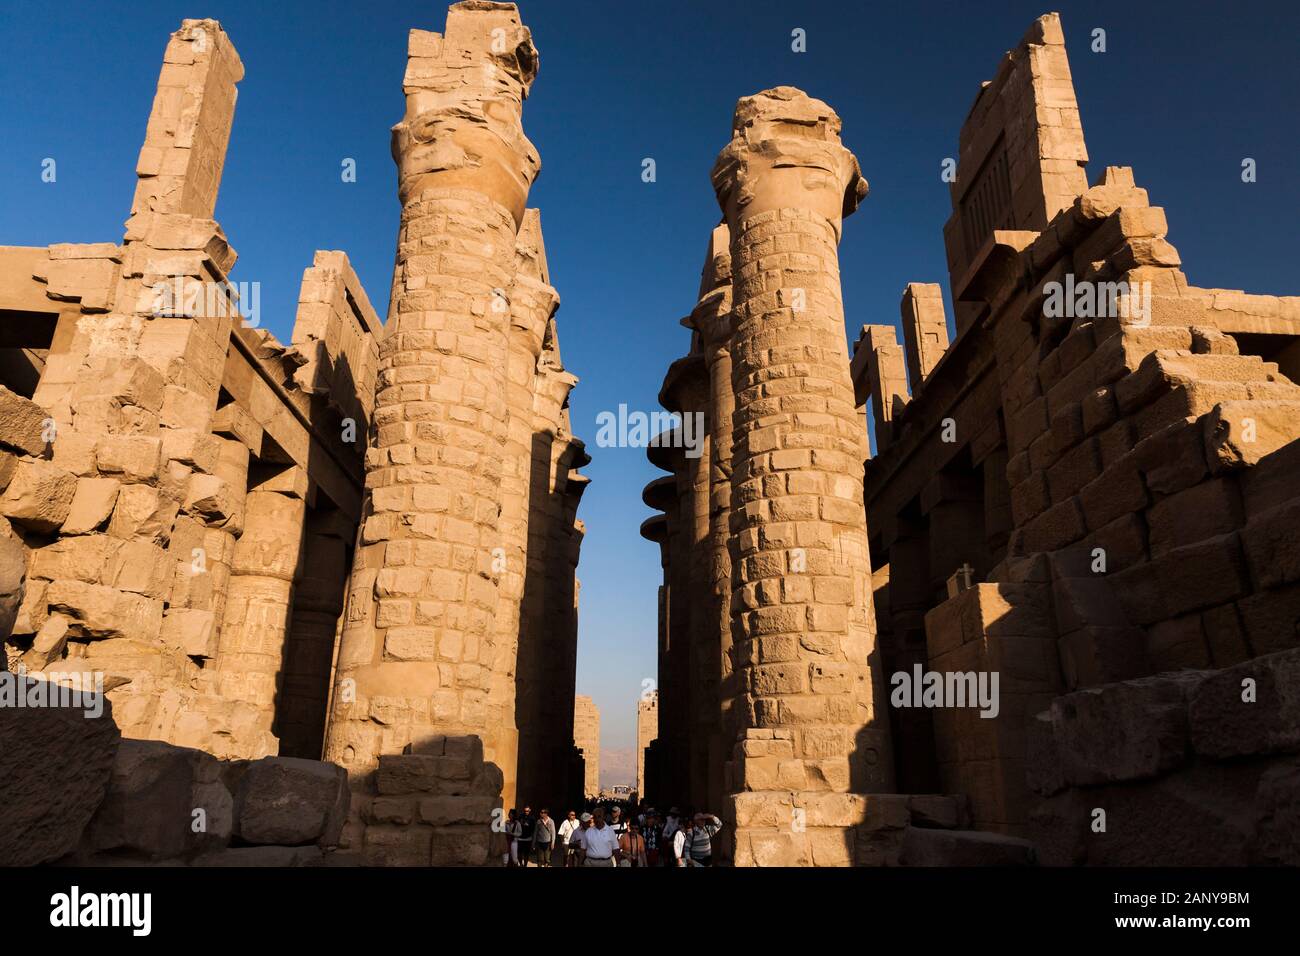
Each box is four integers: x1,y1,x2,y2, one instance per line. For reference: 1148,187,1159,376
581,807,621,867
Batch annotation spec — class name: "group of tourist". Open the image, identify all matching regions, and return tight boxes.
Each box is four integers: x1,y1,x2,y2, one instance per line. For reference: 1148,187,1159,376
502,804,723,867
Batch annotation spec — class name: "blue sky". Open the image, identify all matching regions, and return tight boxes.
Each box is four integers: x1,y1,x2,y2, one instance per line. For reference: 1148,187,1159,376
2,0,1296,757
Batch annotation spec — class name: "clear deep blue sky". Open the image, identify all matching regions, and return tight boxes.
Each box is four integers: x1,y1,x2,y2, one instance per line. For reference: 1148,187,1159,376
2,1,1296,758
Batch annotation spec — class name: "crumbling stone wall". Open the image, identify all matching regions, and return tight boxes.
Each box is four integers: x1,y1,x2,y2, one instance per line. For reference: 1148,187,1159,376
859,12,1300,860
0,19,383,763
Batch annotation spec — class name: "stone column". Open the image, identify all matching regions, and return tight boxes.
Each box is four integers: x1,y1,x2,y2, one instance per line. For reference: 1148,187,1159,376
711,87,892,866
642,471,685,804
491,209,557,808
279,508,351,759
213,475,307,756
548,451,587,807
659,356,710,806
689,224,736,818
325,2,539,803
516,346,578,807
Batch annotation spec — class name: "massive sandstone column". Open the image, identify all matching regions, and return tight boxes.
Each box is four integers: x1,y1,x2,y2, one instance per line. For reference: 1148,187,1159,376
688,224,736,817
325,3,540,854
711,87,892,866
658,354,710,806
213,476,307,755
491,209,556,808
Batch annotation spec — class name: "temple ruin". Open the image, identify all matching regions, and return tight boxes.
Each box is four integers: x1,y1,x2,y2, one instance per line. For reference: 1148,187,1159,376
2,3,588,867
2,4,1297,868
641,13,1300,865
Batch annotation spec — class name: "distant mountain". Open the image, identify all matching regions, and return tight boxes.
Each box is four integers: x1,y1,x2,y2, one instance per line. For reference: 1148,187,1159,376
599,747,636,790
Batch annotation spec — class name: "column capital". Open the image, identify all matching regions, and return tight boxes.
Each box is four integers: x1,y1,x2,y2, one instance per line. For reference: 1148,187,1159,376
393,3,541,220
711,87,867,237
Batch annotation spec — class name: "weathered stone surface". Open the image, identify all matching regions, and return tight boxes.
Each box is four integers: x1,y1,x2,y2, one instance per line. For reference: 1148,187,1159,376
0,386,50,456
0,677,121,865
1040,671,1205,787
191,845,326,867
1188,649,1300,759
232,756,350,846
899,827,1036,866
0,459,76,532
82,739,229,861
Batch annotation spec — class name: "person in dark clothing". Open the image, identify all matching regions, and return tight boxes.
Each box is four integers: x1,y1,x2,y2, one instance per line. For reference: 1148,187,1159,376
517,806,536,866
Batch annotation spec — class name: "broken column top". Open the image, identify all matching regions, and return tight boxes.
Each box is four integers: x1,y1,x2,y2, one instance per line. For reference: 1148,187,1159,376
394,1,540,220
711,86,867,236
131,18,243,221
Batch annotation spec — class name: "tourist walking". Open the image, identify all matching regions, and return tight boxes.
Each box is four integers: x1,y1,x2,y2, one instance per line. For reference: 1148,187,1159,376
581,807,620,867
643,810,662,867
517,806,536,866
686,812,722,866
619,823,648,867
505,809,522,867
534,808,556,866
558,811,580,867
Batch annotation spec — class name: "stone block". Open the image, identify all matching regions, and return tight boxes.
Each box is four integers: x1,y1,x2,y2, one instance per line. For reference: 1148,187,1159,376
159,607,217,658
1188,649,1300,758
84,739,230,860
233,756,350,847
0,676,121,865
45,580,164,642
61,477,121,534
0,385,51,456
1043,671,1204,786
0,458,77,532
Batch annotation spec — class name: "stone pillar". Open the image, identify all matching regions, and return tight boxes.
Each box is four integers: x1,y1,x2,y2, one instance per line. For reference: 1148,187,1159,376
690,224,736,819
642,471,685,805
899,282,949,390
573,694,600,797
325,2,540,848
549,458,587,806
213,475,307,756
711,87,892,866
516,341,579,808
279,508,351,759
659,355,710,807
851,325,909,454
492,209,557,809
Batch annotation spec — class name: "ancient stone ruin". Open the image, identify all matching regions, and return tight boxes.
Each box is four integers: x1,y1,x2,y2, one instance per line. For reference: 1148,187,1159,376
2,5,1296,868
1,3,586,866
641,13,1300,865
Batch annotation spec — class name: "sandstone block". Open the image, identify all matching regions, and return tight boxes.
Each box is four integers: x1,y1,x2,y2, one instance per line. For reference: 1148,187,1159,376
95,435,163,481
1042,671,1204,786
160,607,217,658
0,459,77,532
0,386,51,456
0,676,121,865
61,477,121,534
83,739,230,861
1188,649,1300,758
233,756,350,847
46,579,164,641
